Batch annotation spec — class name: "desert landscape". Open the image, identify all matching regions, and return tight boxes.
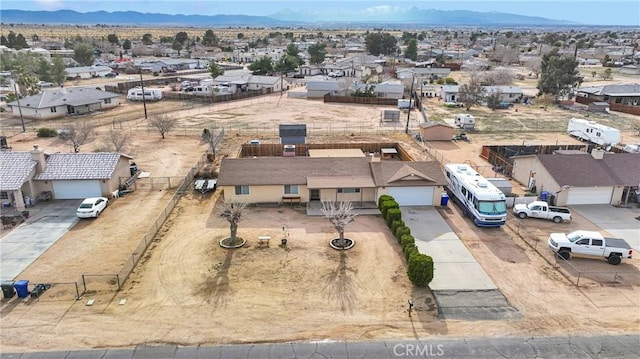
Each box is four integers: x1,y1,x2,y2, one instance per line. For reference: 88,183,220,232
1,88,639,352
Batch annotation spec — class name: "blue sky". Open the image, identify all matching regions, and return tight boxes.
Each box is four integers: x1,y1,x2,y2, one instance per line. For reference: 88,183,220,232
2,0,639,26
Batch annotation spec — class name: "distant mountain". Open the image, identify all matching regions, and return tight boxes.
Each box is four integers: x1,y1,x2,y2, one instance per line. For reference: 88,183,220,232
0,9,297,27
0,8,576,27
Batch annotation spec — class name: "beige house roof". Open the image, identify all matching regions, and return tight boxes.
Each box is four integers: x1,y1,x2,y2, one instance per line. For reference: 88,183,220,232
371,161,447,187
307,176,375,189
308,149,366,158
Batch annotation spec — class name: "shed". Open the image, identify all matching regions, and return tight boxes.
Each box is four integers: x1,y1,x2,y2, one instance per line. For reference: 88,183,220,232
486,177,513,195
419,122,455,141
380,148,398,159
588,101,610,113
279,124,307,145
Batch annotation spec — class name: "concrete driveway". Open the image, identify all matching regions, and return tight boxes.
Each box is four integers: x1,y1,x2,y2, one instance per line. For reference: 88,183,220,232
572,205,640,251
0,200,79,282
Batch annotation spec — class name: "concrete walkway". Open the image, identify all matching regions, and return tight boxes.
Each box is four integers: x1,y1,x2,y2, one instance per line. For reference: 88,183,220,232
0,200,79,282
572,205,640,251
401,206,497,291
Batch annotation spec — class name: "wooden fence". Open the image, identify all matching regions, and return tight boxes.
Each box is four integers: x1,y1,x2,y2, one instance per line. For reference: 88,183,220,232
241,142,415,161
323,94,398,106
575,96,640,116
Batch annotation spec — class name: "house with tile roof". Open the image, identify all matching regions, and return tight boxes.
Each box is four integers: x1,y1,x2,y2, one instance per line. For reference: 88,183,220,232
0,146,133,210
217,156,447,208
511,149,640,206
6,87,120,120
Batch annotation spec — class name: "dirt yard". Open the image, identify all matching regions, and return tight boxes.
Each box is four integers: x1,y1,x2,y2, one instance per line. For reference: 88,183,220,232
1,93,640,352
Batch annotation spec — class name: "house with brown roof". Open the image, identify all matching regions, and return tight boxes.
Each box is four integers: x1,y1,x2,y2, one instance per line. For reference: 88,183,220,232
511,149,640,206
0,146,133,211
217,156,447,209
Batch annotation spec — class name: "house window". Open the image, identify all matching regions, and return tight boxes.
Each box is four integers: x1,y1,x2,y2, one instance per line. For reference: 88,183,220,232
50,107,57,113
337,188,360,193
284,185,299,195
104,98,112,104
0,191,8,200
234,186,249,195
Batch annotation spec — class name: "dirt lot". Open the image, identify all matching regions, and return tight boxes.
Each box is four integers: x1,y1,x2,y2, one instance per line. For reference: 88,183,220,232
1,92,640,352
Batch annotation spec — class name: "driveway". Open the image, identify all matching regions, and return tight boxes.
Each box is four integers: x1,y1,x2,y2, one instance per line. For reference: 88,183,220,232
0,200,79,282
572,205,640,251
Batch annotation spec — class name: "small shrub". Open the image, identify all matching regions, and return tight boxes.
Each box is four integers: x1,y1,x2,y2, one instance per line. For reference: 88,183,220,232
380,199,399,217
395,226,411,239
386,208,402,227
400,234,415,250
378,195,394,209
403,243,418,261
407,253,434,287
37,127,58,137
390,220,405,236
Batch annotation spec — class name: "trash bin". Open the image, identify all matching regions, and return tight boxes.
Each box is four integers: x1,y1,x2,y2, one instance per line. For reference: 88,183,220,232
540,191,549,202
441,193,449,206
1,281,16,299
14,280,29,298
21,211,29,219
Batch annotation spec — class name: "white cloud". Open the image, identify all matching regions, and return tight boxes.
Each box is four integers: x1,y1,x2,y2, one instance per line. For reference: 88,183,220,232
34,0,65,10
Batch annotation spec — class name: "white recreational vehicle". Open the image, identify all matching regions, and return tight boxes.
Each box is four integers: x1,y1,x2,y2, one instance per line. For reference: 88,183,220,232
454,114,476,129
567,118,620,147
126,87,163,101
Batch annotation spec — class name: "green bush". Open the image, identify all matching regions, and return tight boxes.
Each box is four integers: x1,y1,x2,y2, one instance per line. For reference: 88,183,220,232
407,253,434,287
378,195,394,209
36,128,58,137
395,226,411,239
380,199,399,218
390,220,405,236
400,234,415,250
403,243,418,261
386,208,402,227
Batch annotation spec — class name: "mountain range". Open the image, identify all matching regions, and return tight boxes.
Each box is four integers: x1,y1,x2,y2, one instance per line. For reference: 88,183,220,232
0,9,576,27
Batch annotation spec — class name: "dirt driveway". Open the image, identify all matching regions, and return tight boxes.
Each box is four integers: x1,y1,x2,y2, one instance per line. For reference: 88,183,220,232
1,96,640,352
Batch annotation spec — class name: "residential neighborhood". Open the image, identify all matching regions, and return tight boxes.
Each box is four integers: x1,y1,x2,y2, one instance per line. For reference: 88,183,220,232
1,4,640,358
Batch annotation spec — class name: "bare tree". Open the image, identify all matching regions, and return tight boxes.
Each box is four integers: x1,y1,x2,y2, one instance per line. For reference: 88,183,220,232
483,68,514,86
599,68,613,80
216,201,247,245
149,114,177,139
103,128,131,152
321,201,357,248
537,93,555,111
61,122,95,153
525,57,542,78
458,71,485,111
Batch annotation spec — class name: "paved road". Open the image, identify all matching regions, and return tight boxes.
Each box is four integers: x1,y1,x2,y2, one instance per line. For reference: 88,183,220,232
0,200,78,281
2,335,639,358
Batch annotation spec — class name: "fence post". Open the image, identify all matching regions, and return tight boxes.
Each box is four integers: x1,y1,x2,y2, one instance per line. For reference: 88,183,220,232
82,274,87,292
576,272,581,287
116,274,121,291
75,282,81,300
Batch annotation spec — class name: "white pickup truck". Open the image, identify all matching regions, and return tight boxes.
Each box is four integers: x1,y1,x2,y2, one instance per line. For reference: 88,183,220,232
513,201,571,223
548,230,633,265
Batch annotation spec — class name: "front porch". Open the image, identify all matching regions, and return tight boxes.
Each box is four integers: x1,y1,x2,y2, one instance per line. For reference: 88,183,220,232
306,200,380,216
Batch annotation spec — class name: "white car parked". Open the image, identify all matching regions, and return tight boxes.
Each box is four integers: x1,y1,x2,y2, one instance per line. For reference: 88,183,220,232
76,197,108,218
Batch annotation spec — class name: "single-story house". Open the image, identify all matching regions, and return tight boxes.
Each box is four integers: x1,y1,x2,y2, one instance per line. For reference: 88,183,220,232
0,146,133,210
65,65,113,79
396,67,452,80
576,83,640,106
588,101,610,113
306,80,348,98
299,65,323,76
440,85,524,103
6,87,120,120
217,157,447,207
511,149,640,206
247,75,286,92
419,122,455,141
351,80,404,99
440,85,460,103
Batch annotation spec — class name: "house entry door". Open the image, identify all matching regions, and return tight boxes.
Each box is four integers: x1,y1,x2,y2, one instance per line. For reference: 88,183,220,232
309,189,320,201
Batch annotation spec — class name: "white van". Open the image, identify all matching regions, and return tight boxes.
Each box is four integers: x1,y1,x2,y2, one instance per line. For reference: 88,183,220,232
454,114,475,129
127,87,162,101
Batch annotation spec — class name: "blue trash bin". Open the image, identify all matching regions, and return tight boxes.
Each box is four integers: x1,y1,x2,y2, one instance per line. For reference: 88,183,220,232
14,280,29,298
540,191,549,202
441,193,449,206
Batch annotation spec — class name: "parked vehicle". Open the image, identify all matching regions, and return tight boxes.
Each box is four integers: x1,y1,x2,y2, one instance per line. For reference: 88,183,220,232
76,197,108,218
444,163,507,227
567,118,620,147
104,72,117,78
454,114,475,129
513,201,571,223
548,230,633,265
127,87,162,101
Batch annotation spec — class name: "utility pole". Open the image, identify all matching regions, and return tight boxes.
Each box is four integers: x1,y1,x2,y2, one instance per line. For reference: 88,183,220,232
12,81,26,132
139,68,148,119
405,74,415,134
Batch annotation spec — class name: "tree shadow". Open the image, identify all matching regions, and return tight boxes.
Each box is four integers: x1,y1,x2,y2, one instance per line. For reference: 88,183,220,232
321,251,359,313
193,249,234,308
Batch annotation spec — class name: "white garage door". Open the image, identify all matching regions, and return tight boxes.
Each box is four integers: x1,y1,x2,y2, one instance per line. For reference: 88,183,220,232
566,187,613,205
387,187,434,206
52,180,102,199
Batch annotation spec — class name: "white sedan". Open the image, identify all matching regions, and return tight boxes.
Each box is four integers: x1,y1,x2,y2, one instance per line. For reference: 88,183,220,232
76,197,109,218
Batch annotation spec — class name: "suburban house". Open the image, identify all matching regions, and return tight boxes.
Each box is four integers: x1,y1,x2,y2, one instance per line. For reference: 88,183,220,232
576,83,640,106
351,80,405,99
0,146,133,210
440,85,524,103
217,156,447,208
6,87,120,120
65,65,113,79
511,150,640,206
306,80,349,98
396,67,452,81
246,75,286,92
